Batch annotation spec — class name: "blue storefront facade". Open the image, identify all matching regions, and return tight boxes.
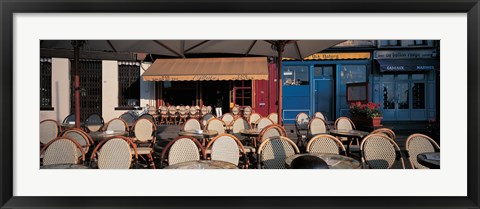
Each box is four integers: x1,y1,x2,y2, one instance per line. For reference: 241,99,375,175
282,42,439,124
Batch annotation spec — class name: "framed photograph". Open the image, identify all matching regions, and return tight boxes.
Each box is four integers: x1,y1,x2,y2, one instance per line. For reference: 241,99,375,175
1,0,479,209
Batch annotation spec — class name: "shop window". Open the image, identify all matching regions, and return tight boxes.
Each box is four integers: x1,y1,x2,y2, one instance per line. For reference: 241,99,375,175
380,40,401,47
40,58,53,110
382,83,395,109
284,66,309,86
412,74,425,80
118,61,140,108
340,65,366,84
70,60,103,119
314,66,333,78
412,83,425,109
233,80,252,107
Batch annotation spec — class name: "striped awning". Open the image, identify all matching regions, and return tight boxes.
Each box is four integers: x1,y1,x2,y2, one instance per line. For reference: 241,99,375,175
142,57,268,81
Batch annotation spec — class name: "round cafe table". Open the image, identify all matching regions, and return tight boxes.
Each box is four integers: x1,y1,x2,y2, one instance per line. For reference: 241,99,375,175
239,128,262,147
165,160,238,169
89,130,129,143
328,129,370,154
41,163,89,169
417,152,440,169
178,130,218,146
285,153,362,169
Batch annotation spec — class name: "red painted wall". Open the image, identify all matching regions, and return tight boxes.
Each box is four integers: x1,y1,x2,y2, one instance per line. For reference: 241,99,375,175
253,63,277,117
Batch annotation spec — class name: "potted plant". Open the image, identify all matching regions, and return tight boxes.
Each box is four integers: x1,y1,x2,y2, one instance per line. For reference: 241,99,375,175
349,101,383,128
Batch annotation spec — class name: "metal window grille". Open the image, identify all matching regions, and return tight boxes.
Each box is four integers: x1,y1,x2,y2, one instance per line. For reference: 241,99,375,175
40,58,52,109
70,59,103,120
118,61,140,107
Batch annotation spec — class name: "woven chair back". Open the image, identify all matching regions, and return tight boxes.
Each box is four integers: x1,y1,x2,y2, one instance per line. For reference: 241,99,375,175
62,113,76,124
160,106,168,115
361,134,404,169
133,118,155,143
334,117,356,130
206,106,212,114
148,106,157,115
42,137,84,165
183,119,202,131
371,128,396,140
168,106,177,115
221,113,235,126
231,106,240,116
258,136,299,169
62,129,92,154
167,137,202,165
189,106,198,116
256,117,274,130
406,134,440,169
201,106,208,115
258,124,287,143
295,112,310,130
207,134,245,166
96,137,135,169
313,112,326,120
105,118,128,131
267,113,279,124
248,113,261,125
139,113,155,123
306,134,345,155
308,118,328,135
40,119,60,144
85,113,104,132
243,106,252,118
201,113,216,127
206,118,226,134
119,112,136,126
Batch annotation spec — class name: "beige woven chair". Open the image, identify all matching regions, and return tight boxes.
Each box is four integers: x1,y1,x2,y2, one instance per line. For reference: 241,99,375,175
168,106,178,125
405,133,440,169
313,112,326,121
306,134,346,155
307,118,329,137
231,106,240,117
41,137,85,166
104,118,129,132
201,113,216,128
159,106,169,124
85,113,104,132
295,112,310,148
206,106,212,114
61,128,93,158
257,136,299,169
132,118,156,168
248,113,261,127
90,136,138,169
206,118,226,134
200,106,208,116
189,106,200,119
256,117,274,130
231,117,251,141
334,117,357,143
221,113,235,130
182,118,202,131
160,136,205,168
206,134,246,167
40,119,61,146
119,112,136,127
360,134,405,169
257,124,287,144
178,106,188,125
371,128,396,140
243,106,252,119
267,112,279,124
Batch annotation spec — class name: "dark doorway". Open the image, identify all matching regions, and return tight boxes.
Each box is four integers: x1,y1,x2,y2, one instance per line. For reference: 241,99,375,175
202,81,230,114
162,81,197,106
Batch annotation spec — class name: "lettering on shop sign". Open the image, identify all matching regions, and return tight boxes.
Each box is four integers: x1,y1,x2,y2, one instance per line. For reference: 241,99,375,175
383,65,435,71
374,49,438,59
193,75,220,80
386,66,405,70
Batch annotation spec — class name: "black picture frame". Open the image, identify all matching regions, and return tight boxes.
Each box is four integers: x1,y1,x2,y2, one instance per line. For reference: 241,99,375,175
1,0,479,208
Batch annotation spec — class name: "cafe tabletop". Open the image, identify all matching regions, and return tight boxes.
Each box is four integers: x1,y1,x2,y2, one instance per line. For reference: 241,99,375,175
239,128,262,137
41,163,90,169
178,130,218,139
417,152,440,169
328,129,370,138
165,160,238,169
285,153,362,169
89,130,129,142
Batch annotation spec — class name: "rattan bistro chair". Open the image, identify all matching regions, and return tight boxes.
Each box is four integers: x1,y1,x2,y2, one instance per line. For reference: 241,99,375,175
90,136,138,169
306,134,346,155
160,136,205,168
360,134,405,169
201,113,216,128
61,128,94,159
62,113,77,124
131,118,157,168
256,117,274,130
405,133,440,169
248,113,261,127
334,117,358,146
313,111,326,121
168,106,178,125
139,113,156,125
267,112,279,124
85,113,104,132
257,136,299,169
189,106,200,120
257,124,287,145
307,118,329,138
40,119,61,146
177,106,189,125
231,106,240,117
231,117,251,142
182,118,202,131
119,112,136,127
206,134,247,167
159,106,169,124
295,112,310,148
221,113,235,131
206,118,226,134
243,106,252,119
371,128,396,140
104,118,129,132
40,137,85,166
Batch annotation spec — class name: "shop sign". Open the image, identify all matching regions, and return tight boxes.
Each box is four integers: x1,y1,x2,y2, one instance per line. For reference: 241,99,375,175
374,49,438,59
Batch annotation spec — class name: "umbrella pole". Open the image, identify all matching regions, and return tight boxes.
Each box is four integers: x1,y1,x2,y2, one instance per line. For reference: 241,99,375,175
73,41,83,129
274,41,286,126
